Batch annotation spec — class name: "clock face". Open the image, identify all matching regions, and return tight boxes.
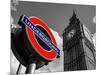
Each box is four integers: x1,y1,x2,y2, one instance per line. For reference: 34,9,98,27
67,29,76,39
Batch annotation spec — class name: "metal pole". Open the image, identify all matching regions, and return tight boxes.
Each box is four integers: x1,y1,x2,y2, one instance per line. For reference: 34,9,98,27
16,63,22,74
25,63,36,74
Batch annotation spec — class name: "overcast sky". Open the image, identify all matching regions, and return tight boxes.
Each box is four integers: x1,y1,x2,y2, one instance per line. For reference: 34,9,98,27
11,1,96,35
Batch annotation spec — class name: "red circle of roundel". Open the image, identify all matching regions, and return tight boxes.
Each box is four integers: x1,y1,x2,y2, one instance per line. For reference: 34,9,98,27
25,16,58,61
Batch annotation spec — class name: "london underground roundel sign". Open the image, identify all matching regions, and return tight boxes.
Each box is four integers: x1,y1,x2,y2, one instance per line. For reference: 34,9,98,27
21,15,60,61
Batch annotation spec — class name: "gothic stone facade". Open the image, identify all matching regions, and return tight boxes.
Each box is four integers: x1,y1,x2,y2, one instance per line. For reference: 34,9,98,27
63,12,96,71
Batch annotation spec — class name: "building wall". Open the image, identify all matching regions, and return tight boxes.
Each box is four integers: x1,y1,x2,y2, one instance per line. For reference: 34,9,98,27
63,13,96,71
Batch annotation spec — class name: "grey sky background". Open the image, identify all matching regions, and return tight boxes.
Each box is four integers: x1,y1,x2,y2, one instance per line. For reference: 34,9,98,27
11,1,96,35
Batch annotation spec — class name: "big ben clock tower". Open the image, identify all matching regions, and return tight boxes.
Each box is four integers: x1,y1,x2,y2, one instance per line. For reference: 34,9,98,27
63,12,96,71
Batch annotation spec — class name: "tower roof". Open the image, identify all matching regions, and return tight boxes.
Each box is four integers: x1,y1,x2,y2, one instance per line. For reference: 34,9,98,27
70,10,78,22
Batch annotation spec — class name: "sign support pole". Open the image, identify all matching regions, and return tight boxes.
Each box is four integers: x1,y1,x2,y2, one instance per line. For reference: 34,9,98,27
25,63,36,74
16,63,22,74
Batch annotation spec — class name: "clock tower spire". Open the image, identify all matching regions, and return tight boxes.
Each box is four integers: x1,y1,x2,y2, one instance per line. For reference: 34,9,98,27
63,11,96,71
